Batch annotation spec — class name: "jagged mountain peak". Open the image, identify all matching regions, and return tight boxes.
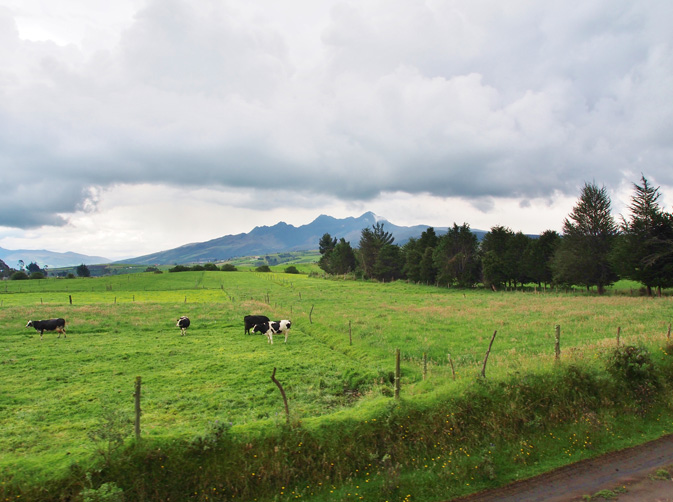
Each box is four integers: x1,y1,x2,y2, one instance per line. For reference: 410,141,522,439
117,212,446,266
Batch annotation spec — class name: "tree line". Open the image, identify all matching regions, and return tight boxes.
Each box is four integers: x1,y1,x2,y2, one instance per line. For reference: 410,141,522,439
318,175,673,295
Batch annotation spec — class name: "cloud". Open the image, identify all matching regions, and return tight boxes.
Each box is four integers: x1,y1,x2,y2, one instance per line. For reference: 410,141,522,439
1,0,672,235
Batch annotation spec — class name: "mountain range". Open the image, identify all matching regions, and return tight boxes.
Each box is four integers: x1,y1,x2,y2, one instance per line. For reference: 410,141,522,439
1,213,488,268
117,212,485,266
0,247,110,269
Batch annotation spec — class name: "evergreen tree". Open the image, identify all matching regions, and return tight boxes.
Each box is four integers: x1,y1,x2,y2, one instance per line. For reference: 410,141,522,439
330,238,357,274
318,233,338,273
358,222,394,279
402,238,423,282
525,230,561,288
433,223,480,287
76,263,91,277
613,175,673,295
480,225,515,289
553,182,618,294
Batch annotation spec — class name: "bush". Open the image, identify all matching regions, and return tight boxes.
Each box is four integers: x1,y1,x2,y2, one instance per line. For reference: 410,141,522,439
256,265,271,273
10,271,28,280
169,265,190,273
221,264,237,271
29,272,45,280
284,265,300,274
605,345,660,404
203,263,219,271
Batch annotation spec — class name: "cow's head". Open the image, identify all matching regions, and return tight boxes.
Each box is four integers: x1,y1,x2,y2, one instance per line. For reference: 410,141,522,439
251,322,270,334
26,320,33,328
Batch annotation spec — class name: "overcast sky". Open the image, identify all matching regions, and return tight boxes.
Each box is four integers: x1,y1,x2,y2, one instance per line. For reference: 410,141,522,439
1,0,672,260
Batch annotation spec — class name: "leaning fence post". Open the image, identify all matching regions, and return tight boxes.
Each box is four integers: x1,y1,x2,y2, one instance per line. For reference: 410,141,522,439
394,349,401,399
555,325,561,363
480,330,497,378
668,324,671,341
271,367,290,424
134,376,142,440
309,305,314,324
69,295,73,305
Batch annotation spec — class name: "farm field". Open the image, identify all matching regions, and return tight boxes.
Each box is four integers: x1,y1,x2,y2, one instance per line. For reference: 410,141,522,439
1,271,673,501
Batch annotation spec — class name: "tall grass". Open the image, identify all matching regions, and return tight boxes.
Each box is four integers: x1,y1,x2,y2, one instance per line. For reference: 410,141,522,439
1,272,673,501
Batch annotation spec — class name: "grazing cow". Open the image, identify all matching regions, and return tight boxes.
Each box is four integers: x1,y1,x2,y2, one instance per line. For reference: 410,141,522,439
176,316,190,336
26,318,66,340
244,315,269,335
251,320,291,344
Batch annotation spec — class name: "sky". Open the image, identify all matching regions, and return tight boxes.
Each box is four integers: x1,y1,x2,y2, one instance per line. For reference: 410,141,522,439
1,0,672,260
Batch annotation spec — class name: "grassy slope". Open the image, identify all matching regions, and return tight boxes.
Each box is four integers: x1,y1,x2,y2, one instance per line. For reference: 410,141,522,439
1,272,673,500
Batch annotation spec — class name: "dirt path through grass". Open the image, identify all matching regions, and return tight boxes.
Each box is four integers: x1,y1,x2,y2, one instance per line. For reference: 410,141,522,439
450,434,673,501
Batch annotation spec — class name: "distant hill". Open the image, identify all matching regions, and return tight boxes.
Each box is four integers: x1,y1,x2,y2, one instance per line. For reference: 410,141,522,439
0,247,110,269
117,212,487,266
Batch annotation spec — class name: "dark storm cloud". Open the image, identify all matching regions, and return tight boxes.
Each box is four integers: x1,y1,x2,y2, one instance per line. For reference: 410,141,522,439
1,0,672,230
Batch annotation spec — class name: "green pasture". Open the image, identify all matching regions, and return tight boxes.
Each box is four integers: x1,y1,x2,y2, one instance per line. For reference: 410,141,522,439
1,272,673,500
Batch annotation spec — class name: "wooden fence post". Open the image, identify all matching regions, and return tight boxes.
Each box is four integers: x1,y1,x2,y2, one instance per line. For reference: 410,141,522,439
309,305,314,324
448,353,456,380
480,330,497,378
423,352,427,380
394,349,401,399
134,376,142,440
555,325,561,363
616,326,621,346
667,324,671,341
271,368,290,424
349,321,352,346
69,295,72,305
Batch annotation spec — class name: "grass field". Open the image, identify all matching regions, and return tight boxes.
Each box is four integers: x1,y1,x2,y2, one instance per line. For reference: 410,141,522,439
1,271,673,500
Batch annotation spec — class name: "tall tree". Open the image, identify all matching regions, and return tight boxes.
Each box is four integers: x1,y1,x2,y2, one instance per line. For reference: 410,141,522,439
613,175,673,295
76,263,91,278
553,182,618,294
318,233,338,274
480,225,515,289
433,223,480,288
330,238,358,275
358,222,394,279
524,230,561,288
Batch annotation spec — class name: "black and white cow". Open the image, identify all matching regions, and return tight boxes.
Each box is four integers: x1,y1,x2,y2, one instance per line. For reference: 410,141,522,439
26,318,66,340
251,320,291,344
244,315,269,335
176,316,190,336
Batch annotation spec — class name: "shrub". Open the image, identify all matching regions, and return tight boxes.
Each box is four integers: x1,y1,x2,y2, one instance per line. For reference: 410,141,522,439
256,265,271,273
284,265,300,274
81,481,124,502
203,263,219,271
10,271,28,280
605,345,660,405
29,272,45,280
168,265,190,273
221,264,237,271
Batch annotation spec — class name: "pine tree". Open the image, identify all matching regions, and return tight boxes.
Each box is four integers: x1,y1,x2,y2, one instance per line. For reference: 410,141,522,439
614,175,673,295
553,182,618,294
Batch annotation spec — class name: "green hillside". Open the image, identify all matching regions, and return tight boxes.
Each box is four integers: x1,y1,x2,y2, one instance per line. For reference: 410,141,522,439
1,272,672,501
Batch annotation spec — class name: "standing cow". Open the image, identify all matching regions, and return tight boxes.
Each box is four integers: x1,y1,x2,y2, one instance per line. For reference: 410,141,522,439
176,316,190,336
244,315,269,335
251,320,291,344
26,318,67,340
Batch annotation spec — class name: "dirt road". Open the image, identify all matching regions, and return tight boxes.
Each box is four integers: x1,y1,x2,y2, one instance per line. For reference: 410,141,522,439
450,434,673,501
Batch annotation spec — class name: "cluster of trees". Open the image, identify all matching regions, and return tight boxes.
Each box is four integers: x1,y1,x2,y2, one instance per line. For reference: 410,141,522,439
169,263,237,272
1,260,50,280
318,176,673,295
